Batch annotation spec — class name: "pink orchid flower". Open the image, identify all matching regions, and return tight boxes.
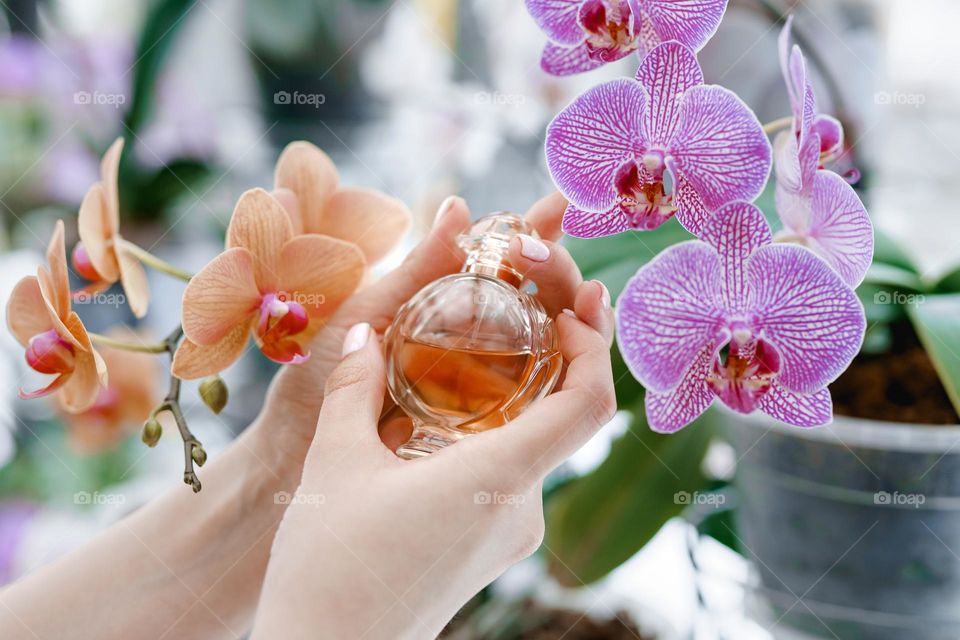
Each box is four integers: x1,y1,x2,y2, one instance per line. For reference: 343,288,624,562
546,41,770,237
525,0,728,76
616,202,865,432
7,221,107,412
73,138,150,317
172,188,366,380
773,17,872,287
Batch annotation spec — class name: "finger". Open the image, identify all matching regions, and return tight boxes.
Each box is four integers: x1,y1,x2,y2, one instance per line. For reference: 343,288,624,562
336,196,471,330
508,235,582,319
311,323,386,451
463,310,615,481
524,191,567,242
573,279,614,347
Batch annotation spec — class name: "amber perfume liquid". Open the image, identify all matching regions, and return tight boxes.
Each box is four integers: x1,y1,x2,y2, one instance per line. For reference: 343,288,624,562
384,213,562,458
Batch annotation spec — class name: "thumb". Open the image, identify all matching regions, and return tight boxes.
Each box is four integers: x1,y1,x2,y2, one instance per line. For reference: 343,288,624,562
311,322,386,451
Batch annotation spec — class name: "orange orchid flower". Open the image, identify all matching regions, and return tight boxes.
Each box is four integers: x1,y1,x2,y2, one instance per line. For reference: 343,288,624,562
60,328,161,454
272,141,412,265
73,137,150,318
7,221,107,412
171,188,366,380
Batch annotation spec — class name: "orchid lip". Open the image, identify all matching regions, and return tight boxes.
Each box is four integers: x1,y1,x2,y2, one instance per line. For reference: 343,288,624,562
26,329,76,375
71,242,102,283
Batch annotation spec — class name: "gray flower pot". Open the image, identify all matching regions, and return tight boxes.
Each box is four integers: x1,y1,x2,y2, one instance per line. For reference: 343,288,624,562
721,413,960,639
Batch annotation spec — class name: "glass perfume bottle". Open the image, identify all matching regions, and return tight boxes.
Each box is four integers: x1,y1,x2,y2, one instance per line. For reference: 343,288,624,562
384,212,563,459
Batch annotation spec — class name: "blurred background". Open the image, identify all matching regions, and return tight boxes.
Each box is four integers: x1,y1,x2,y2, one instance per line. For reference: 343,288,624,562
0,0,957,638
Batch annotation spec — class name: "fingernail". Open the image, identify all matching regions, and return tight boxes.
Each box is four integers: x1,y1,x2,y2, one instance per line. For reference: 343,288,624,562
593,280,611,309
561,308,577,319
433,196,458,229
341,323,370,358
518,234,550,262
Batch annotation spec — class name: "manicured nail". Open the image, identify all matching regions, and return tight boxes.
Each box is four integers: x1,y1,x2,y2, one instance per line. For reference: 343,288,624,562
341,323,370,358
561,308,577,319
517,234,550,262
433,196,458,229
594,280,611,309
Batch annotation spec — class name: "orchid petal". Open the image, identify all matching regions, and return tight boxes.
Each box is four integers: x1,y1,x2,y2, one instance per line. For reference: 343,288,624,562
645,343,715,433
271,188,305,235
700,201,772,310
319,187,412,264
274,141,339,235
117,244,150,318
19,373,70,401
7,276,52,347
747,244,864,394
617,241,723,392
758,382,832,427
37,267,82,350
57,313,105,413
803,170,873,288
560,202,629,238
44,220,71,318
99,137,123,231
547,78,648,212
669,85,771,211
670,167,709,236
540,41,606,76
635,41,703,145
278,235,365,319
640,0,727,53
78,184,120,282
181,248,260,346
773,130,802,195
524,0,584,46
172,322,251,380
227,188,294,291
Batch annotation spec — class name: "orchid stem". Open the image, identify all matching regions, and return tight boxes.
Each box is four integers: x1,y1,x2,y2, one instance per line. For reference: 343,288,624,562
762,116,793,136
89,333,169,353
147,326,205,492
118,239,193,282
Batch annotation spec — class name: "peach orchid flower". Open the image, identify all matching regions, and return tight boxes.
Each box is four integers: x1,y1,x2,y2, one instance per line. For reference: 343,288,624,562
7,221,107,412
60,328,161,454
73,137,150,317
272,141,412,264
171,188,366,379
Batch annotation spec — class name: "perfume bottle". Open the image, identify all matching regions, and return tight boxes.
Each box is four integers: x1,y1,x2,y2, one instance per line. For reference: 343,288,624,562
384,212,563,459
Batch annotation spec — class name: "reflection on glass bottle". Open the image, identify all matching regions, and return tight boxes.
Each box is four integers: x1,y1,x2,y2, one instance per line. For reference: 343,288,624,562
384,213,562,458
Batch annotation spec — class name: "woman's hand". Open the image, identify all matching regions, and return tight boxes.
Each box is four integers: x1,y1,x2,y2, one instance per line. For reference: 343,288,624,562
251,278,615,639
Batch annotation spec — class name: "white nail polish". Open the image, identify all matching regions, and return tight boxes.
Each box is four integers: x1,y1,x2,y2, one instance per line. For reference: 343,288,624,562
594,280,611,309
518,234,550,262
433,196,458,229
341,323,371,358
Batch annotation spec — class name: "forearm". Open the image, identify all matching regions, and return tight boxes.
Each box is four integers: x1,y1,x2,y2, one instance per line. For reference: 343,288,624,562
0,422,297,639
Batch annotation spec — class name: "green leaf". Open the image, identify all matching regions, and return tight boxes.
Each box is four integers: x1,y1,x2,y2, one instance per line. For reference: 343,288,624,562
123,0,199,136
564,220,691,299
863,262,926,293
906,294,960,419
873,227,918,273
933,265,960,294
544,402,714,586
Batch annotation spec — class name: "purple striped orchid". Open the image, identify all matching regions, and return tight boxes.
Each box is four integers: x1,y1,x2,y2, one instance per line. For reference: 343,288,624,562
774,16,873,287
525,0,727,76
616,201,865,432
546,41,770,238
